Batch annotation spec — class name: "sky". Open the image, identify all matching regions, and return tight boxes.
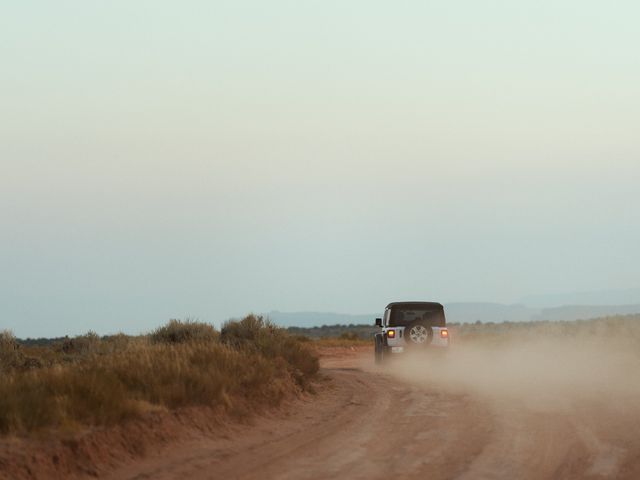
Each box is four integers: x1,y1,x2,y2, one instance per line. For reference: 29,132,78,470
1,1,639,337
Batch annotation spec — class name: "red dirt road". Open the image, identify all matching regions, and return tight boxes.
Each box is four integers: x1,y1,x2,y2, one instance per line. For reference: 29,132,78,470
101,347,640,480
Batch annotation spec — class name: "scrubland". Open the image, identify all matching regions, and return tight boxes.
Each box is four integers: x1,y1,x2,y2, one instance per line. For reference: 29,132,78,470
2,315,640,480
2,316,638,436
0,316,318,435
448,314,640,347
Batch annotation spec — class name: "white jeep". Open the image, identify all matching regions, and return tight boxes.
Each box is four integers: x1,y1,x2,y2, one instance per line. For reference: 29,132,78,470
374,301,449,363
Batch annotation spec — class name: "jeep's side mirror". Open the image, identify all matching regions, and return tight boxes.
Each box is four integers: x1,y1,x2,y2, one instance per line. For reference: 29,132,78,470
375,318,382,327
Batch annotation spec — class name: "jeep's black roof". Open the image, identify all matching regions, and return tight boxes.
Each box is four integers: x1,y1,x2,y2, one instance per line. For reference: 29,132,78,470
385,301,444,310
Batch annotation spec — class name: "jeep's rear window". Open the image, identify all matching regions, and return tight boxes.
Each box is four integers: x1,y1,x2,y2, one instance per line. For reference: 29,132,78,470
388,306,445,327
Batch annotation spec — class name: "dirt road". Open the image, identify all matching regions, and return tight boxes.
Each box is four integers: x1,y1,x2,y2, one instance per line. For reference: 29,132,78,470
103,346,640,480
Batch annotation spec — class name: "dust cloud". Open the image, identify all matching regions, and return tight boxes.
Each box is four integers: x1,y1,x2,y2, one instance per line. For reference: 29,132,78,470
376,324,640,478
387,335,640,412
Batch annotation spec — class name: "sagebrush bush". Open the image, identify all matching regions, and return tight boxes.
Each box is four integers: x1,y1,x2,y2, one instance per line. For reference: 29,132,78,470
0,330,17,346
101,332,133,354
150,319,218,344
220,315,276,348
221,315,319,386
0,330,23,371
59,331,101,355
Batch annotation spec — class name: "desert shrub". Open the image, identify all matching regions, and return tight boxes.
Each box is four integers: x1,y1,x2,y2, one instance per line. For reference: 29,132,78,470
220,315,273,348
277,336,320,386
150,319,218,344
59,331,101,356
221,315,319,386
0,330,17,347
0,330,23,371
101,332,133,354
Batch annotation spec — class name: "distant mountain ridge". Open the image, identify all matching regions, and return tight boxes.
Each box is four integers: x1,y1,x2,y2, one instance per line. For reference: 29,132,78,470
444,303,536,323
266,302,640,327
531,304,640,322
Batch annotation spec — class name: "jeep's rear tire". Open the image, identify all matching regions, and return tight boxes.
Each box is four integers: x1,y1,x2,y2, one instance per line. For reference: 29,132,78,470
374,335,386,364
405,322,433,348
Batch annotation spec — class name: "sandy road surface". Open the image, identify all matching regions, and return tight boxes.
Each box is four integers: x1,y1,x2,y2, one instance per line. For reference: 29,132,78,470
105,348,640,480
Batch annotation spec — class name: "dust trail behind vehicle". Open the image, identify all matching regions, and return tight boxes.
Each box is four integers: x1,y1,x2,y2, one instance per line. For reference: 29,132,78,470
384,320,640,478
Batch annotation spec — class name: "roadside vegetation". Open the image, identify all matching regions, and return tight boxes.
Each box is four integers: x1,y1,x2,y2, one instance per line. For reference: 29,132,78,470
448,314,640,349
3,314,638,435
0,316,318,435
287,314,640,350
311,334,373,348
287,324,377,340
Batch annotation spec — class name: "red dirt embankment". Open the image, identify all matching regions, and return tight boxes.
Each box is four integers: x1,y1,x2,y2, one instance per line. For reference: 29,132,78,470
0,381,311,480
0,346,356,480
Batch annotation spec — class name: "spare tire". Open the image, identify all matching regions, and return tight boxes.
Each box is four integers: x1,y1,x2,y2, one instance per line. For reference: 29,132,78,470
405,322,433,347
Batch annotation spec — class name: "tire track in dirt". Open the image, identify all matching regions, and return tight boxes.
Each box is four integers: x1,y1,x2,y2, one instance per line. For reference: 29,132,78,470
104,349,640,480
105,360,491,480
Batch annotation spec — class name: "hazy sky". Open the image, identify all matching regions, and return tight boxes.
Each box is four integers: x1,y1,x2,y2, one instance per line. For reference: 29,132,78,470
2,1,639,337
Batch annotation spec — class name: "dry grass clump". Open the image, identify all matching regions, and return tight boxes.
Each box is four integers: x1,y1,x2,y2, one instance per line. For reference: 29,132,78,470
0,317,318,435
